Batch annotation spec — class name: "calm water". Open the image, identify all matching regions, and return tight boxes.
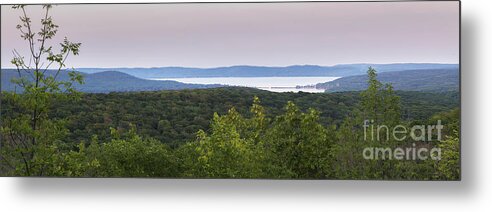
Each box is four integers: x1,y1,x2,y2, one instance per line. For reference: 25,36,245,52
148,77,339,93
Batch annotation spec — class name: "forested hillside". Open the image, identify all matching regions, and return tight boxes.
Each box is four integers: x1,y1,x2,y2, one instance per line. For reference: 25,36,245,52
317,68,459,92
2,87,459,147
2,66,459,93
1,69,222,93
1,69,460,180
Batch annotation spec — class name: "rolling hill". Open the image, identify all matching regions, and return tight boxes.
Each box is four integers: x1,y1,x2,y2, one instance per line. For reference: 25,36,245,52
75,63,458,78
1,64,459,93
1,69,222,93
317,68,459,92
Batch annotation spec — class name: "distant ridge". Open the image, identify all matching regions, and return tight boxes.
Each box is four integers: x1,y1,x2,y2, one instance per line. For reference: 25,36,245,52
75,63,458,78
2,63,459,93
317,68,459,93
1,69,222,93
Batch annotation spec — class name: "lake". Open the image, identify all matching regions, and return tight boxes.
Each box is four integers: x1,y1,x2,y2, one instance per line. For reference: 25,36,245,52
148,76,339,93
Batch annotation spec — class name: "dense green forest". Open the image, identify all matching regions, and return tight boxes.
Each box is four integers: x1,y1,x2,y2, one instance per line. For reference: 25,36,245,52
0,69,460,179
1,87,457,148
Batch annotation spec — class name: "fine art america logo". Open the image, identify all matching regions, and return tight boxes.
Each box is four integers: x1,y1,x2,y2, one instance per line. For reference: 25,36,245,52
362,120,443,161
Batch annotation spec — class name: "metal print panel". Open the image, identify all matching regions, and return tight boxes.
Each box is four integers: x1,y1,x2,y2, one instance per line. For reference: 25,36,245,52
0,1,460,180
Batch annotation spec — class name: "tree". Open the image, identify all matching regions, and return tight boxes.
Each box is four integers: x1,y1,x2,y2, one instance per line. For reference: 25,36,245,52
435,130,460,180
359,67,401,127
264,101,333,178
92,126,178,177
0,5,83,176
360,67,383,124
332,67,404,179
178,109,262,178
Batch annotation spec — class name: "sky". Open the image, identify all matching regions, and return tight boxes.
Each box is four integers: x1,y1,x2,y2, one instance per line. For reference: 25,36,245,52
1,2,459,68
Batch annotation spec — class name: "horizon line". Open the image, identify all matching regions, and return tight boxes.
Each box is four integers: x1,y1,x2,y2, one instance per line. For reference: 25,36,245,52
0,62,459,70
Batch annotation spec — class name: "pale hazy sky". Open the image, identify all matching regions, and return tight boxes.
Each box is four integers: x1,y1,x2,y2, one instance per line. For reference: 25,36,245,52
1,2,459,68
